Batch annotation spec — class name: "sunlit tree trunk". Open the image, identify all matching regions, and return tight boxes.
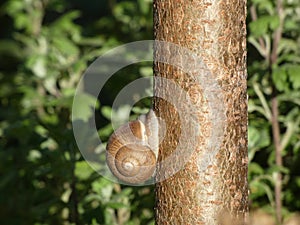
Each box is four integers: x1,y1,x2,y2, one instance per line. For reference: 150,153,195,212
153,0,248,224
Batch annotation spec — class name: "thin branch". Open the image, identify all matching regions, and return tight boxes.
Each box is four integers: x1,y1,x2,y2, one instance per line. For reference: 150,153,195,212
269,0,284,223
270,0,284,65
271,95,282,224
36,82,47,118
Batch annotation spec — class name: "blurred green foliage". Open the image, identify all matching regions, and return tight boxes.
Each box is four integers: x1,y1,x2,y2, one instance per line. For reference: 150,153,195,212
247,0,300,219
0,0,299,224
0,0,154,224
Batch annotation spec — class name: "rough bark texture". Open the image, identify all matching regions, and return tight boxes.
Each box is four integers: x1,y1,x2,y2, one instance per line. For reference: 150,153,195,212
153,0,248,224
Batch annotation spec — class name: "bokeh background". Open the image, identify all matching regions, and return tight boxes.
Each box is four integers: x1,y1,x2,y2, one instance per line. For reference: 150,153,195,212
0,0,299,224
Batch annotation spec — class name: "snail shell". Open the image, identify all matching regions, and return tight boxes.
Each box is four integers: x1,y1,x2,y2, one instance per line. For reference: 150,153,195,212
106,110,158,184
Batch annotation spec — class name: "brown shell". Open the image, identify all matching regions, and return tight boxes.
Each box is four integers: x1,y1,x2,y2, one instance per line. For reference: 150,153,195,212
106,119,157,184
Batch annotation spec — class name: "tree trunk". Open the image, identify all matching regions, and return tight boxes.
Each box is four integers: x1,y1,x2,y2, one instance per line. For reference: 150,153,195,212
153,0,248,224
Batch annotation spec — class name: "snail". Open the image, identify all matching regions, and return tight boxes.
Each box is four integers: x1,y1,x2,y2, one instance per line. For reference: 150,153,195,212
106,109,159,184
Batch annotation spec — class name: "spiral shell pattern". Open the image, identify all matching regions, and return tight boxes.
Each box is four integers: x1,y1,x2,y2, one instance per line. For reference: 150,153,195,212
106,110,158,184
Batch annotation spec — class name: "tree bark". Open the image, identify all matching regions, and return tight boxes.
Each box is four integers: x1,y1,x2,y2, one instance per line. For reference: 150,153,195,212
153,0,248,224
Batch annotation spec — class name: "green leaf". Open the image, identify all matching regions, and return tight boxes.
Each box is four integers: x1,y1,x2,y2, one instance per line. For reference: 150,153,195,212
106,202,128,209
72,93,98,122
272,67,288,91
248,125,270,149
249,162,265,175
101,105,132,127
115,188,132,198
51,37,79,67
75,161,94,180
287,65,300,89
91,179,113,203
278,91,300,105
252,0,274,14
26,55,47,78
271,165,290,174
139,66,153,77
101,106,112,120
296,177,300,187
285,19,298,31
138,0,150,15
278,38,298,55
50,11,81,32
53,37,79,56
14,19,28,31
250,180,267,197
249,15,279,37
250,178,275,205
104,207,115,225
4,0,24,15
269,15,280,30
98,124,113,140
